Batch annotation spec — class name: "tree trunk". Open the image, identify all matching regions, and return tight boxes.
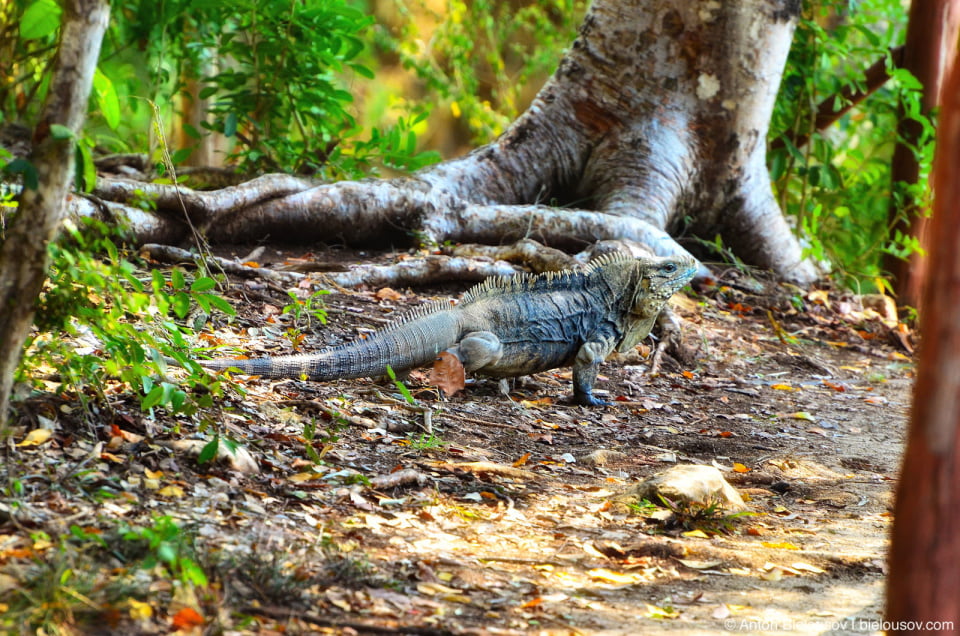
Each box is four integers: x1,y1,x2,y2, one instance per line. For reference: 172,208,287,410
885,39,960,629
79,0,816,285
0,0,109,432
883,0,960,308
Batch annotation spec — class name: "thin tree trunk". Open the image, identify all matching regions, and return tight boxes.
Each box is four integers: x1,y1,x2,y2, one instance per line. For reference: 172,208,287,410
884,0,960,308
71,0,817,286
0,0,109,432
886,40,960,629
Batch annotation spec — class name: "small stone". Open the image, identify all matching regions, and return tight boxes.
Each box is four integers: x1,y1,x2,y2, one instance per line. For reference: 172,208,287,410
620,464,747,511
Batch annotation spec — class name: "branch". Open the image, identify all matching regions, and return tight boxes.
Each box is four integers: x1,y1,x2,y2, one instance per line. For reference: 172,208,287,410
772,45,904,150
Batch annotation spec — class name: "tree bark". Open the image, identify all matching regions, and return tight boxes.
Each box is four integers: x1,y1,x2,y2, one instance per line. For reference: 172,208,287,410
883,0,960,308
885,38,960,630
76,0,816,286
0,0,110,432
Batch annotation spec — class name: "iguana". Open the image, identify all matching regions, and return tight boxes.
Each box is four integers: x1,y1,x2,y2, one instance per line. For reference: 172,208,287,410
200,253,696,405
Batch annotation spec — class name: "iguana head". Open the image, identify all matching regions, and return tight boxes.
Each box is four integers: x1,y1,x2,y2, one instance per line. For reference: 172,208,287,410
617,254,697,352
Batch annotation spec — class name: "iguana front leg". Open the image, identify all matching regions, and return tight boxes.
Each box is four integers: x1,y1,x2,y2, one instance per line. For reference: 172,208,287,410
573,338,617,406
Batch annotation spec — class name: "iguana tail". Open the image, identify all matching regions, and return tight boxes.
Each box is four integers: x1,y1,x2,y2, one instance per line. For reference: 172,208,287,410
200,307,464,381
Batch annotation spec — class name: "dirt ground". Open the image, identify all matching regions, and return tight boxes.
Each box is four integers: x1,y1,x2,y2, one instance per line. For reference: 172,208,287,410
0,246,913,635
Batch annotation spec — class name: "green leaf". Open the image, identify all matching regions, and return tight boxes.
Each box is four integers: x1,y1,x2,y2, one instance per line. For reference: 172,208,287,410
20,0,61,39
5,158,39,190
194,293,211,314
198,436,219,464
156,542,176,566
190,277,217,292
142,385,165,410
180,558,209,586
74,141,96,192
171,148,193,164
205,294,236,316
171,268,186,290
49,124,73,140
224,112,238,137
768,148,786,181
93,69,121,130
386,365,416,405
170,389,187,411
221,437,240,455
350,63,375,79
172,293,191,319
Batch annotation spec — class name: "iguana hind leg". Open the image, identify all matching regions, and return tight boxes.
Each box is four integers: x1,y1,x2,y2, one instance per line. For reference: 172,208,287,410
448,331,503,372
573,339,616,406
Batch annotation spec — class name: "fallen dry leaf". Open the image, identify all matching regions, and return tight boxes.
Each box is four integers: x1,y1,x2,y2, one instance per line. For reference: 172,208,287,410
682,529,710,539
644,603,680,619
762,541,800,550
127,598,153,620
375,287,404,301
589,568,645,584
771,383,797,391
16,429,52,447
157,485,185,498
512,452,531,467
677,559,723,570
791,561,826,574
171,607,204,630
430,351,465,397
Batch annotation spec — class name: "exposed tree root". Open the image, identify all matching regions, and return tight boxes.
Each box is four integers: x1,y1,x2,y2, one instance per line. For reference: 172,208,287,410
62,0,821,289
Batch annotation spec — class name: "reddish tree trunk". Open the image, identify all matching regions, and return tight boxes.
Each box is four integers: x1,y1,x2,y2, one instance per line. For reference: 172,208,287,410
886,39,960,629
884,0,960,308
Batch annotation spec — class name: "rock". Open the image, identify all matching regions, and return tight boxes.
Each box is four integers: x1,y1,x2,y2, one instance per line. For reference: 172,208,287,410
619,464,746,511
579,449,627,467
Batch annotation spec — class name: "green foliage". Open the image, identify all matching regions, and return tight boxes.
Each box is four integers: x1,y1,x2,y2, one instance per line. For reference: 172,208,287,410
20,218,231,418
770,0,931,290
280,288,330,349
0,532,100,634
406,431,446,451
625,498,658,516
196,432,242,466
2,0,439,179
385,364,416,405
120,516,209,587
283,288,330,328
655,495,755,535
386,0,587,143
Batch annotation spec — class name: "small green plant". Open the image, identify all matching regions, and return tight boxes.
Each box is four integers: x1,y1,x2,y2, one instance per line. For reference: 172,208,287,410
281,289,329,349
407,432,446,452
120,516,208,587
626,498,659,516
656,495,754,535
282,289,330,330
196,432,243,467
385,365,416,405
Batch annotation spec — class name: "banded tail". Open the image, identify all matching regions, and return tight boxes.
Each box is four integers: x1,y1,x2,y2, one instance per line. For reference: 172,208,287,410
200,306,464,381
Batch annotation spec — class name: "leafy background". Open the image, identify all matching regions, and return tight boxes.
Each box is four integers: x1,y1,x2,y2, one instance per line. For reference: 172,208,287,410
1,0,929,289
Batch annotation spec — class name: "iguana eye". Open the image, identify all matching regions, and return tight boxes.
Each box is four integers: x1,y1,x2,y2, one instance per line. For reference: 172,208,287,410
663,263,677,274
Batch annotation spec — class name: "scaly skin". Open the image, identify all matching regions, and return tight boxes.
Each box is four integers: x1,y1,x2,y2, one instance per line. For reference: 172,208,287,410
201,253,696,405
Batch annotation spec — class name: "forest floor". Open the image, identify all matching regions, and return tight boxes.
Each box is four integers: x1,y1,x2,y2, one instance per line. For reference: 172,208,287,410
0,246,913,635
